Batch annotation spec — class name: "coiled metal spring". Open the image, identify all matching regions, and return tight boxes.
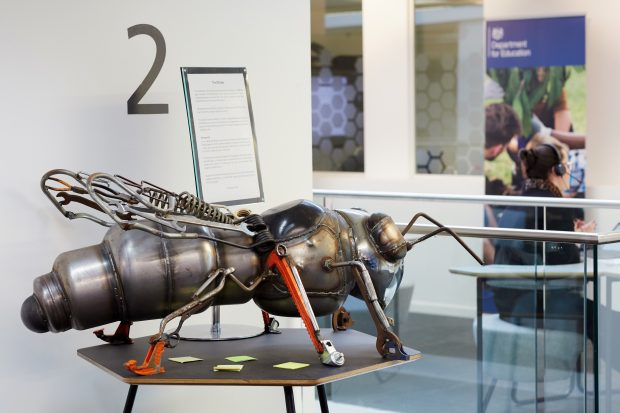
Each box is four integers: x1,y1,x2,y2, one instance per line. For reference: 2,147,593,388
242,214,275,252
141,187,171,209
177,192,234,224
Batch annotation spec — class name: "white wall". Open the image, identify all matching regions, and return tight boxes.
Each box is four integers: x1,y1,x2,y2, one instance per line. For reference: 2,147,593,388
0,1,312,412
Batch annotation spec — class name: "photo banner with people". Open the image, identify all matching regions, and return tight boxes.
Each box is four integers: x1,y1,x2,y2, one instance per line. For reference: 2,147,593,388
484,16,586,198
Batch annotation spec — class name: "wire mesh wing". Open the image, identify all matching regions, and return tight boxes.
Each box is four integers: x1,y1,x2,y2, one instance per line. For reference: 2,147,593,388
41,169,238,240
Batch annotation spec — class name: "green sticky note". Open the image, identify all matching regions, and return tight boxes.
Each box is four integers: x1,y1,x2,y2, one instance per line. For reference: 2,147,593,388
168,356,203,364
273,362,310,370
213,364,244,372
225,355,257,363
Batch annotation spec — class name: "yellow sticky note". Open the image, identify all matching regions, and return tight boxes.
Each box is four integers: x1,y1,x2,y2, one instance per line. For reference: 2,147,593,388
168,356,203,364
213,364,244,372
225,355,257,363
273,362,310,370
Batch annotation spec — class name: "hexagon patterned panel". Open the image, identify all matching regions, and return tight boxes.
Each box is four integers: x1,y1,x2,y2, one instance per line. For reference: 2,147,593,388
415,18,484,175
312,44,364,172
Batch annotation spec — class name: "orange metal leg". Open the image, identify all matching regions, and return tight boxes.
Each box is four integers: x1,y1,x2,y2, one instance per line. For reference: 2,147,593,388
266,250,325,354
123,341,166,376
266,247,344,366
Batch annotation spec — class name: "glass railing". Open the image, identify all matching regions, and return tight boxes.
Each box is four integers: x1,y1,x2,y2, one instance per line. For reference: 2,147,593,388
313,189,620,413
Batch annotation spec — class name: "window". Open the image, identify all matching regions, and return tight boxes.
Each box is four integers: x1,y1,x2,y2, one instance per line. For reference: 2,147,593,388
311,0,364,172
415,1,484,174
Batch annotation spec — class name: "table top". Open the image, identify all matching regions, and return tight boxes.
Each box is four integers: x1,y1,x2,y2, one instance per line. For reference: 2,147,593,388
78,328,421,386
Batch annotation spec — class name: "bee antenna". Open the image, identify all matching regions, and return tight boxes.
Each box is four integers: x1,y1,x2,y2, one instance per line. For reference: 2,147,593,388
403,213,484,265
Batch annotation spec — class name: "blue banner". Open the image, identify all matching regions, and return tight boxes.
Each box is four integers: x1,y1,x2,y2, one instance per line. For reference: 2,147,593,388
487,16,585,69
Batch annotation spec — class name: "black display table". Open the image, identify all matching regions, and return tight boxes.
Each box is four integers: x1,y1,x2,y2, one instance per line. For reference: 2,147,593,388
78,328,421,412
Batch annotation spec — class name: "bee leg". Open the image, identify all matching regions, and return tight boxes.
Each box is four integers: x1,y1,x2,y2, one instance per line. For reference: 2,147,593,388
124,268,234,376
149,267,234,343
123,340,167,376
331,307,354,331
327,259,412,361
166,311,196,340
261,311,281,334
266,246,345,367
93,320,134,344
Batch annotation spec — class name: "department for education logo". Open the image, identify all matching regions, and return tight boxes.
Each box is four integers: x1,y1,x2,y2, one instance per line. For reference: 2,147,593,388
491,27,504,41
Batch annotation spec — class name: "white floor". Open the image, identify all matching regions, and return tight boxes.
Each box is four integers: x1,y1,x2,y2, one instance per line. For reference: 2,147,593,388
321,401,398,413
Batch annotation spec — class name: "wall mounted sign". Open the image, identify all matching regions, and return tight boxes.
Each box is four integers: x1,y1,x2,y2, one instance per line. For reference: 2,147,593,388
181,67,264,205
485,16,587,197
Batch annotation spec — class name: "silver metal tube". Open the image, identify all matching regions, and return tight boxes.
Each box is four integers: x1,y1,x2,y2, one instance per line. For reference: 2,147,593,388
313,189,620,210
543,206,547,266
290,264,321,333
211,306,221,334
399,223,616,244
598,233,620,245
315,189,620,244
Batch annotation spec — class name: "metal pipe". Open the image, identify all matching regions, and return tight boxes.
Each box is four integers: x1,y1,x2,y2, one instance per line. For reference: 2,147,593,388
315,189,620,244
313,189,620,210
399,223,617,244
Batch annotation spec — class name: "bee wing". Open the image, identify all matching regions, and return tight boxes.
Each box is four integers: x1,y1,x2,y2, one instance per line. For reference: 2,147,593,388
41,169,114,227
85,172,186,233
41,169,242,242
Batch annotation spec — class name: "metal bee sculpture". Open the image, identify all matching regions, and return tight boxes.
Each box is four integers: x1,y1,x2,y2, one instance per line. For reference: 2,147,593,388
21,169,482,376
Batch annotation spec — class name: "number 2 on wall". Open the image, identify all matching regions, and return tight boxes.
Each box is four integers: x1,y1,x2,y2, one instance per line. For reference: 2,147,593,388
127,24,169,115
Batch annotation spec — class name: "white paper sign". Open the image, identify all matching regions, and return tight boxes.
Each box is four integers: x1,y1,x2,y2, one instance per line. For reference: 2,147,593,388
182,68,264,205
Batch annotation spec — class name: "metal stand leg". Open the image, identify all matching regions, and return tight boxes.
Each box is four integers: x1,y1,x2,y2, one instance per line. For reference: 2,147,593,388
284,386,296,413
317,384,330,413
477,278,484,413
123,385,138,413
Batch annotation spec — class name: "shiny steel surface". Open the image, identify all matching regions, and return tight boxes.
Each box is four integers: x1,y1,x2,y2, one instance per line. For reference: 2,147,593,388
319,339,345,366
53,244,118,330
24,222,258,333
337,209,404,308
212,228,261,306
105,224,222,321
31,272,70,333
314,188,620,209
254,200,353,316
22,198,409,338
315,188,620,244
402,222,602,244
23,170,426,368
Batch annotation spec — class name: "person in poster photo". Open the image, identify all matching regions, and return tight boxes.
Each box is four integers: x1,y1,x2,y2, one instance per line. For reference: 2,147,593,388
484,65,586,197
484,102,521,196
487,140,595,341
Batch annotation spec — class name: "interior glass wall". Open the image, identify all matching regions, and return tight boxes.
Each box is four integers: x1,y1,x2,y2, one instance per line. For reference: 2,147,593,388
597,241,620,413
415,0,484,175
311,0,484,174
311,0,364,172
313,193,609,412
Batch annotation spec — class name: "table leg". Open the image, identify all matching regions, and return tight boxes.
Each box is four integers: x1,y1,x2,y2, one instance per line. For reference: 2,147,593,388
317,384,330,413
284,385,296,413
477,278,484,413
123,385,138,413
593,247,600,413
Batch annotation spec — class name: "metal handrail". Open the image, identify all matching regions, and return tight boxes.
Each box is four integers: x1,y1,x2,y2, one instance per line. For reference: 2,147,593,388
313,189,620,245
313,189,620,209
400,223,620,245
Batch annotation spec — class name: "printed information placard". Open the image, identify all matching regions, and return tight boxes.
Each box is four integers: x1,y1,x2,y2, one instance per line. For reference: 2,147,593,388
484,16,586,197
182,67,264,205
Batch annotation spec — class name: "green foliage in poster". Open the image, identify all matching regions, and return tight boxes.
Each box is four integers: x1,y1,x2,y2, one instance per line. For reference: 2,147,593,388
487,67,579,137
